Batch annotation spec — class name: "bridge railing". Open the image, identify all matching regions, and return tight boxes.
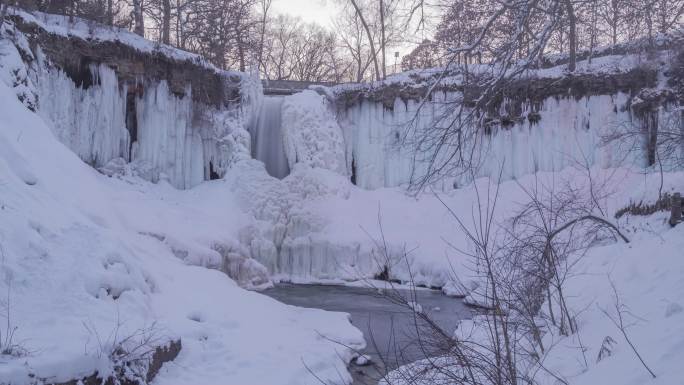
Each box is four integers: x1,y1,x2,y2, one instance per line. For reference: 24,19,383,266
262,79,340,95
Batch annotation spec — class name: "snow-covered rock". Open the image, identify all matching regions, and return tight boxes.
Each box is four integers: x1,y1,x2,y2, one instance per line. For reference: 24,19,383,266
407,301,423,314
354,354,372,366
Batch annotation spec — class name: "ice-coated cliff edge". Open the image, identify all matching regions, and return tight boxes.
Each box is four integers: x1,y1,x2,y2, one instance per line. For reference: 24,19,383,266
4,8,259,189
333,51,682,190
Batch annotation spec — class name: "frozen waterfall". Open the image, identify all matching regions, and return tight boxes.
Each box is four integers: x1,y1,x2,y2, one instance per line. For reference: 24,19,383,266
252,97,290,179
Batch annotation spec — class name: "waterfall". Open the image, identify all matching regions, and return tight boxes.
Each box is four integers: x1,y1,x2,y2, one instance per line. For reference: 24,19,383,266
252,96,290,179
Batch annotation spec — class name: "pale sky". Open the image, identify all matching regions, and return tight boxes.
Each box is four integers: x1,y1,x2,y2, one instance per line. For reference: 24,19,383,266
269,0,425,57
271,0,336,28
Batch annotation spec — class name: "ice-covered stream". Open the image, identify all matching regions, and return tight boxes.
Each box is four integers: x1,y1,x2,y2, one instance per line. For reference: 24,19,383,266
264,284,471,384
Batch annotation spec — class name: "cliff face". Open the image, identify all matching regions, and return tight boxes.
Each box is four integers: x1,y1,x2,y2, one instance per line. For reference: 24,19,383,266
2,9,681,194
331,45,683,190
2,9,258,189
9,14,242,107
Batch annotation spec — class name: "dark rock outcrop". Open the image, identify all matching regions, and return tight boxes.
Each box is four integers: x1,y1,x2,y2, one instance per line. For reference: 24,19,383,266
48,339,182,385
8,14,241,107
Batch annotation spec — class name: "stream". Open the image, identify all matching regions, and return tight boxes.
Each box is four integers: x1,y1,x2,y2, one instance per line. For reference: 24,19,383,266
263,283,471,385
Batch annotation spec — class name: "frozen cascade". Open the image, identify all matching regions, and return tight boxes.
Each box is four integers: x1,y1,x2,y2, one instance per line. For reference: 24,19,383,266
281,91,347,176
251,96,290,179
35,62,130,166
30,58,252,189
336,92,674,190
135,81,204,188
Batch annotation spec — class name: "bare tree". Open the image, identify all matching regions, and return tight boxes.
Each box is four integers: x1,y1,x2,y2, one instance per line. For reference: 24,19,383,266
256,0,272,76
0,0,8,30
348,0,382,81
350,165,629,385
161,0,170,43
133,0,144,36
598,278,657,379
260,15,342,81
335,6,375,82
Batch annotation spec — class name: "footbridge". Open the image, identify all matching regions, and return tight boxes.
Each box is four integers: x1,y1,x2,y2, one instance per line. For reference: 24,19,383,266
262,79,339,95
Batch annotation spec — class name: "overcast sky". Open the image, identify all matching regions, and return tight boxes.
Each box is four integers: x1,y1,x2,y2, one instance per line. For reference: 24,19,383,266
269,0,430,57
271,0,335,28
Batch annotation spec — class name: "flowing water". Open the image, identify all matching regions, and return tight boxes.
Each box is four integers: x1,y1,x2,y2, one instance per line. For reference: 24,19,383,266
263,283,471,385
251,96,290,179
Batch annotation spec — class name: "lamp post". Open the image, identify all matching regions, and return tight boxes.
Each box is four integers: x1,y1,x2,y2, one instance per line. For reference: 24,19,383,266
394,52,399,74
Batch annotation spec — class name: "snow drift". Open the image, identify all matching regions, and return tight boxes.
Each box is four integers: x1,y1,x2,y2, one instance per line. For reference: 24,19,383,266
0,12,365,385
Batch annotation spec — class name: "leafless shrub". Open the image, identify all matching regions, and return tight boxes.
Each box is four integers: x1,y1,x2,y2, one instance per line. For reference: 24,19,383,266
376,167,627,385
0,283,29,357
598,278,657,379
82,314,164,383
0,249,30,358
615,192,675,219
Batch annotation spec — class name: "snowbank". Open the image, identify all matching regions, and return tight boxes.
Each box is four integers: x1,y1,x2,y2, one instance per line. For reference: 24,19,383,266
0,54,364,385
1,11,682,385
382,184,684,385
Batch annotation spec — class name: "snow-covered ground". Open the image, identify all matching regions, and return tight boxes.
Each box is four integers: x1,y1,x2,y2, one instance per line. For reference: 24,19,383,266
538,213,684,385
383,184,684,385
1,8,682,385
0,63,365,385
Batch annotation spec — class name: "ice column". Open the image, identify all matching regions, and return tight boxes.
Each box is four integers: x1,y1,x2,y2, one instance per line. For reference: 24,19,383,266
251,96,290,179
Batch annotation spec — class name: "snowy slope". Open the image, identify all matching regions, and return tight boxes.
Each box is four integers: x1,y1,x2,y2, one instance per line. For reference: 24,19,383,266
538,214,684,385
0,61,364,385
382,185,684,385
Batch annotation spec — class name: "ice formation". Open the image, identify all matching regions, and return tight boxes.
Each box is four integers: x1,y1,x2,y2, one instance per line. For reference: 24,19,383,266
281,90,347,175
336,91,676,190
4,7,681,290
2,10,684,385
34,61,131,167
20,19,256,189
251,96,290,178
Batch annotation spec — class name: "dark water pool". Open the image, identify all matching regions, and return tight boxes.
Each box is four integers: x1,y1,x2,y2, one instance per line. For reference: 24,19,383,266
263,283,471,384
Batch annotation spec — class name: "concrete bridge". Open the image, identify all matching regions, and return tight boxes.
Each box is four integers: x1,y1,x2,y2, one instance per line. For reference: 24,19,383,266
262,79,339,95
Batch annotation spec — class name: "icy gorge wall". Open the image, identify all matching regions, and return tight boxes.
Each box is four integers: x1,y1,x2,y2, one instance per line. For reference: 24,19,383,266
5,10,256,189
333,56,684,190
2,9,682,288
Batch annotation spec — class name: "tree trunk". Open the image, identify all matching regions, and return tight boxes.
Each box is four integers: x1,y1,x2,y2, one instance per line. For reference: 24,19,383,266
162,0,171,44
670,193,682,227
236,26,246,72
176,0,184,49
611,0,618,46
380,0,387,79
0,0,7,28
645,1,654,44
107,0,113,25
565,0,577,72
0,0,7,31
258,0,271,78
133,0,144,37
349,0,381,81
